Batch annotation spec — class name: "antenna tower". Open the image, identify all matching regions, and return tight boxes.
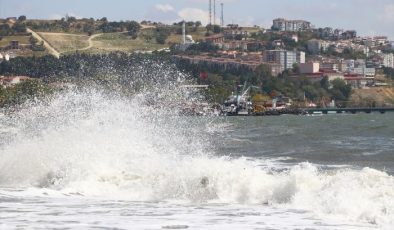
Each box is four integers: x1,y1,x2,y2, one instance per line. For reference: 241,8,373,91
213,0,216,25
221,3,224,27
209,0,212,25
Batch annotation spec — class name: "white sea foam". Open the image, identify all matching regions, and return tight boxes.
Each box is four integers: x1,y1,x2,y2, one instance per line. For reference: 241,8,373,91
0,85,393,228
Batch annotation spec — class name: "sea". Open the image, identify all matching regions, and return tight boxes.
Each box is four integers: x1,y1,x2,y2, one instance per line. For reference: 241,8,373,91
0,88,393,230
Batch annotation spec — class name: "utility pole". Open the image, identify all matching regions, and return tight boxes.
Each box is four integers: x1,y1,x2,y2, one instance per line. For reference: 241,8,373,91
182,21,186,44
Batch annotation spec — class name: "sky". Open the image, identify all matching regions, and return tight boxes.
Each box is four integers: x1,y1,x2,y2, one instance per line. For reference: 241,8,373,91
1,0,394,39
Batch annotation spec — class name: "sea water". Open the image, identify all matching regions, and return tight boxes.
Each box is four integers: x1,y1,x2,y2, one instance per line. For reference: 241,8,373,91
0,80,393,229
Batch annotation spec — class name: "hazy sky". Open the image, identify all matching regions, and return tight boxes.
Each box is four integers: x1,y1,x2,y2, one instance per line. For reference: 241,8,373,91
1,0,393,39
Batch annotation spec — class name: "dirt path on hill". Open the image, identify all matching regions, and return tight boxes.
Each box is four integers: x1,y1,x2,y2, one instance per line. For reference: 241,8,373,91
27,28,60,58
77,25,155,52
29,24,156,54
76,33,103,52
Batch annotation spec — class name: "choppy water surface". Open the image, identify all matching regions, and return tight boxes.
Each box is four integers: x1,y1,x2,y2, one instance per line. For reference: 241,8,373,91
0,87,393,229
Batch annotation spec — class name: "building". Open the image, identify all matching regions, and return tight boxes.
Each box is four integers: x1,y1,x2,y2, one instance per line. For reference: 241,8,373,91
294,72,345,85
204,34,225,43
299,62,320,74
321,27,334,39
307,39,330,54
173,54,281,76
263,50,305,72
352,60,375,77
320,62,339,72
380,53,394,68
10,41,19,50
272,18,311,32
374,36,389,46
344,74,370,89
341,30,357,40
223,30,249,40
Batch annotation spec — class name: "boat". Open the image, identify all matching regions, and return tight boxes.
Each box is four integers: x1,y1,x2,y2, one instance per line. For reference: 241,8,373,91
223,84,253,116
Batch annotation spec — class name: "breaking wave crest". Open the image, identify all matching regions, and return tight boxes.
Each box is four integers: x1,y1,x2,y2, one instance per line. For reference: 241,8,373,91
0,67,393,226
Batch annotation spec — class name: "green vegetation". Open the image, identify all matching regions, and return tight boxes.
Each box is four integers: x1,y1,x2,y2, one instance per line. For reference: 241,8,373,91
91,32,167,53
0,35,30,47
0,80,51,107
154,27,171,44
383,67,394,80
25,17,141,35
0,22,27,36
322,46,366,59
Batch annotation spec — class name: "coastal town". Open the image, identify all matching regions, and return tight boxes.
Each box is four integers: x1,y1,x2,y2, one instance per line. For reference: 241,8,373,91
174,17,393,89
1,3,394,114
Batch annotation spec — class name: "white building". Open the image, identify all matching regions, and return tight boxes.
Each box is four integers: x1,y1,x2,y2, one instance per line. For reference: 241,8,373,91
345,59,375,76
380,53,394,68
299,62,320,74
307,39,330,54
264,50,305,72
272,18,311,32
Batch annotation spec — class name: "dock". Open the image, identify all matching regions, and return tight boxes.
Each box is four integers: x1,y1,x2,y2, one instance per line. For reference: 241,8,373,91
303,107,394,114
223,107,394,116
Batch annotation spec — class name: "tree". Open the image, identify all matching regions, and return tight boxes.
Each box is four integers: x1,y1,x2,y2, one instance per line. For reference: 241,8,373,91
12,22,27,33
383,67,394,80
0,24,11,36
213,25,221,34
320,76,330,90
83,23,94,36
67,16,77,23
155,27,170,44
186,42,218,53
18,15,27,21
330,78,352,101
256,64,272,79
126,21,141,39
205,24,213,32
234,34,243,40
292,63,300,74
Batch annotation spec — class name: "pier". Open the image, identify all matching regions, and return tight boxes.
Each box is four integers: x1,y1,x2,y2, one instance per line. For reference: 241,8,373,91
302,107,394,115
223,107,394,116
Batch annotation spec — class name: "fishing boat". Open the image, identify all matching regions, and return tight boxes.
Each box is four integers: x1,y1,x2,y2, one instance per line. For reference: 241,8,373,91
223,84,253,116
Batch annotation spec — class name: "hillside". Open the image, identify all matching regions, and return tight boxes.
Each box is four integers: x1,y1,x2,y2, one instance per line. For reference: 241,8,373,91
37,32,90,54
350,87,394,107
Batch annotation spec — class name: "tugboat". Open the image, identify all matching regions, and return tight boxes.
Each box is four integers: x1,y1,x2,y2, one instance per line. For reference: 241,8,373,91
223,84,253,116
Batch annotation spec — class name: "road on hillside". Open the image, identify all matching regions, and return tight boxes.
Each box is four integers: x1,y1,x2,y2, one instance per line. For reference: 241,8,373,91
27,28,60,58
27,24,157,55
76,33,103,52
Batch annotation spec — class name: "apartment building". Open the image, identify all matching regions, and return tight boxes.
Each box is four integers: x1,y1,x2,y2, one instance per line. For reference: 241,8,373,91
381,53,394,68
307,39,330,54
263,50,305,71
272,18,311,32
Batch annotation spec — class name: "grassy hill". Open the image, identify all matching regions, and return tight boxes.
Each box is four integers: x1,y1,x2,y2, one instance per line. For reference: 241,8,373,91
89,31,166,53
0,35,30,47
37,32,90,54
0,35,48,56
35,26,206,54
